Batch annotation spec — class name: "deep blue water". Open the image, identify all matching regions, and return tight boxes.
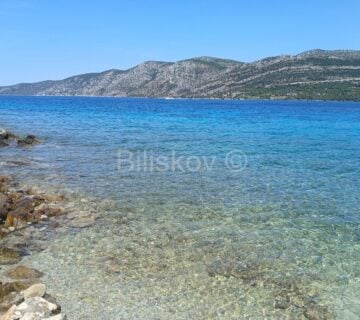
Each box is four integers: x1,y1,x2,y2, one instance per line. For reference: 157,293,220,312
1,96,360,319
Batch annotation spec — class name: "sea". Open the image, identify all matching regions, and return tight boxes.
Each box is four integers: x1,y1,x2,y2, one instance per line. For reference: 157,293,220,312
0,96,359,319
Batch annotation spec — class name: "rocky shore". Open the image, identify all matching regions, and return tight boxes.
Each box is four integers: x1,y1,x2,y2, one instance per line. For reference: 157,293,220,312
0,130,97,319
0,174,68,319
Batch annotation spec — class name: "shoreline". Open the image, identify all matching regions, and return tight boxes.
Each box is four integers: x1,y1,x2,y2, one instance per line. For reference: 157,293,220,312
0,174,99,320
1,94,360,104
0,130,98,319
0,175,67,319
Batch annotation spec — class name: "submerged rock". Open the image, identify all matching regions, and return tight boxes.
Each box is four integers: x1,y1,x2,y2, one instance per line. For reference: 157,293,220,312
205,258,259,281
273,295,291,309
68,211,95,228
7,266,43,280
303,302,334,320
0,248,21,265
17,135,40,147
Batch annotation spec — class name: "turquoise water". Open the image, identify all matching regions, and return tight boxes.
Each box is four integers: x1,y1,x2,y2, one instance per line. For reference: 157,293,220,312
1,97,360,319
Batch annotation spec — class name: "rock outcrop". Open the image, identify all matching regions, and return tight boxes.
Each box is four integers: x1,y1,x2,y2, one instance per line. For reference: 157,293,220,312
0,131,39,148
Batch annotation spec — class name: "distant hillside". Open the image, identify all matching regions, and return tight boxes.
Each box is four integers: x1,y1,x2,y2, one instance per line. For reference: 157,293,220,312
1,50,360,101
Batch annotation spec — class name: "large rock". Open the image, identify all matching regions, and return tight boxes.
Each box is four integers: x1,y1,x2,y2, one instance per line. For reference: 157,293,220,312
12,297,58,319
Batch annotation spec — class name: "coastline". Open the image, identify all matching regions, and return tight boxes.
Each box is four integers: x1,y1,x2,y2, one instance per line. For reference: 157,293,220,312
0,130,99,319
1,94,360,103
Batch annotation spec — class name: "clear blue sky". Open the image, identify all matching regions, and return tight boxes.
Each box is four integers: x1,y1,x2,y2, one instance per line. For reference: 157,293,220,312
1,0,359,85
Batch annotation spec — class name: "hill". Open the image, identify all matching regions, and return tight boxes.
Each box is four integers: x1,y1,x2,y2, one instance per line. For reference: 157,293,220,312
1,50,360,101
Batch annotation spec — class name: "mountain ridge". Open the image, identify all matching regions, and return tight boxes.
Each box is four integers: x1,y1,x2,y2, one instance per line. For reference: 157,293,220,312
1,50,360,101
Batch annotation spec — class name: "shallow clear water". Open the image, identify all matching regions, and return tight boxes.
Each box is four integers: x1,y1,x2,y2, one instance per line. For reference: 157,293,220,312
1,97,360,319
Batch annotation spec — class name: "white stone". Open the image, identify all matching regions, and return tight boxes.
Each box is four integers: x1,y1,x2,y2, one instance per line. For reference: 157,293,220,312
40,214,48,220
16,297,58,316
22,283,46,299
8,227,15,232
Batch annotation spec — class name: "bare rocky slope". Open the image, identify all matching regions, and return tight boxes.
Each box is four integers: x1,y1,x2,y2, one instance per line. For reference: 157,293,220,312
1,50,360,100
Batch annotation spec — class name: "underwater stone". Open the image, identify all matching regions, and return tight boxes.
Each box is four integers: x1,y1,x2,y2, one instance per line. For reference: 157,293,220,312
303,302,334,320
0,248,21,265
7,266,43,280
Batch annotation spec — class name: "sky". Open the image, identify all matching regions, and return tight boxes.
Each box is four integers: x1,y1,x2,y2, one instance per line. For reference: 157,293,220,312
1,0,359,85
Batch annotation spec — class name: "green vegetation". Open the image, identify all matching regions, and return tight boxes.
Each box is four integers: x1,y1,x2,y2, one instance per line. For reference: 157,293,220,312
236,82,360,101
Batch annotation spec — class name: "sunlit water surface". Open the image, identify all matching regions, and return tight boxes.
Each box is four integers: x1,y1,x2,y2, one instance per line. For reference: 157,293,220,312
1,97,359,319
